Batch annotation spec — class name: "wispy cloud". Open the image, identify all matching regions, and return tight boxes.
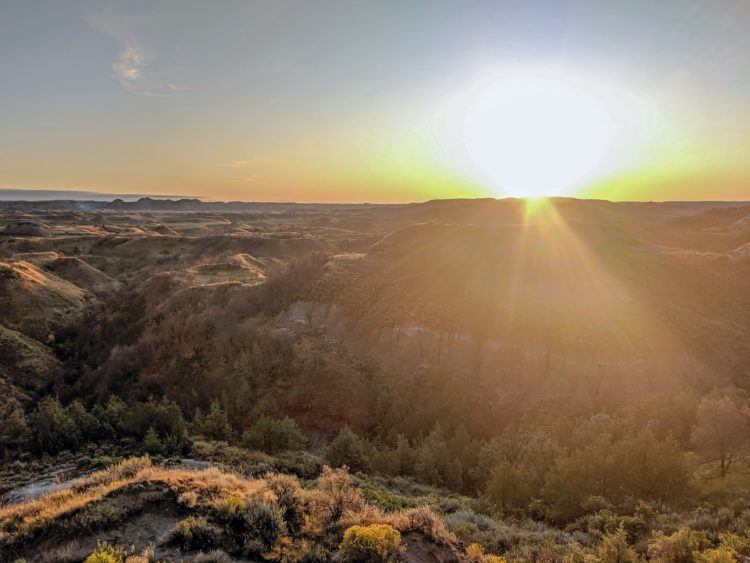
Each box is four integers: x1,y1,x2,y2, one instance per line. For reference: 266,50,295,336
87,8,185,97
219,156,282,184
224,175,261,184
220,157,281,168
113,44,142,81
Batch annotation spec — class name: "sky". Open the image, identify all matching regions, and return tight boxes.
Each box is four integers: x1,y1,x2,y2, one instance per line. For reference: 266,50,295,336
1,0,750,203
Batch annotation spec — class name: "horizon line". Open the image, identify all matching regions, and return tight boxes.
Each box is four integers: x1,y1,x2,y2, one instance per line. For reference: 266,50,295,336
2,189,750,207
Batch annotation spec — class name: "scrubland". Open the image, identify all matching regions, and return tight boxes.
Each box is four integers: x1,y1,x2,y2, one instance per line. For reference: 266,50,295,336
3,198,750,561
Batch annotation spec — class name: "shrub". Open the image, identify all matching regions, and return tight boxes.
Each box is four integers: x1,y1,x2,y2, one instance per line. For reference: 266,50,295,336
124,398,190,454
124,547,155,563
695,546,738,562
326,426,369,472
28,397,80,454
195,550,233,563
399,506,456,546
178,490,199,508
0,399,29,455
586,509,622,538
198,401,233,441
314,466,365,525
266,473,305,534
66,400,101,441
84,542,126,563
143,427,163,455
719,532,750,556
466,543,507,563
93,395,131,439
170,516,221,550
273,449,324,479
215,493,246,520
297,545,332,562
647,527,708,562
242,416,307,454
340,524,402,562
444,509,497,533
239,499,287,557
597,526,638,563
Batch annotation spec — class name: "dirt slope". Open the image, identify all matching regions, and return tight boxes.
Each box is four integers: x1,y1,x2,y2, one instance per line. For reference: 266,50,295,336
0,260,89,341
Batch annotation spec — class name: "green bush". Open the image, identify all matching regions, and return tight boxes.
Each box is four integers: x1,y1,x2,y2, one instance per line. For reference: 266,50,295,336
0,399,29,455
66,400,101,441
28,397,80,454
143,426,163,455
92,395,131,439
242,415,307,454
124,398,191,454
326,426,369,472
196,401,233,441
340,524,402,562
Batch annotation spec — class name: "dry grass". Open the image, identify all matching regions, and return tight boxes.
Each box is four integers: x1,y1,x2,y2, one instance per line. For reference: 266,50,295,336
0,456,265,546
1,457,461,561
343,504,458,548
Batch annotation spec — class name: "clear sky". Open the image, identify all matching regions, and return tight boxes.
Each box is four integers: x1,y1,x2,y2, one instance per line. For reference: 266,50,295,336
2,0,750,202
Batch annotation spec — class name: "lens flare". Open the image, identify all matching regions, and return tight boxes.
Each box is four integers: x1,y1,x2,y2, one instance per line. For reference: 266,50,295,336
437,68,659,199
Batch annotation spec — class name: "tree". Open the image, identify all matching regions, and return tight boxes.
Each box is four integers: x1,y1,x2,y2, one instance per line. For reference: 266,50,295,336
0,400,29,456
124,397,190,454
325,425,369,472
28,397,80,454
542,426,690,522
423,423,451,482
414,443,441,485
66,400,101,441
691,395,750,477
200,401,233,441
616,428,690,502
242,415,307,454
485,461,528,511
92,395,131,440
445,458,464,491
144,426,163,455
449,423,478,476
473,425,556,497
393,434,416,475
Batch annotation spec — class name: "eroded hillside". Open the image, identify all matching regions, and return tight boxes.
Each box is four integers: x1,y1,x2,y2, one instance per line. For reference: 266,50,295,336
3,198,750,427
3,199,750,562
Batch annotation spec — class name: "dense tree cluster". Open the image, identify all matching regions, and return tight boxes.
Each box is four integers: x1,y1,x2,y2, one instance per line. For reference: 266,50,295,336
320,389,750,524
0,395,190,458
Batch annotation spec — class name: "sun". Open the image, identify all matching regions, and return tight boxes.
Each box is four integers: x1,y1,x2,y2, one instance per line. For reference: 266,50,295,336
438,68,648,199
